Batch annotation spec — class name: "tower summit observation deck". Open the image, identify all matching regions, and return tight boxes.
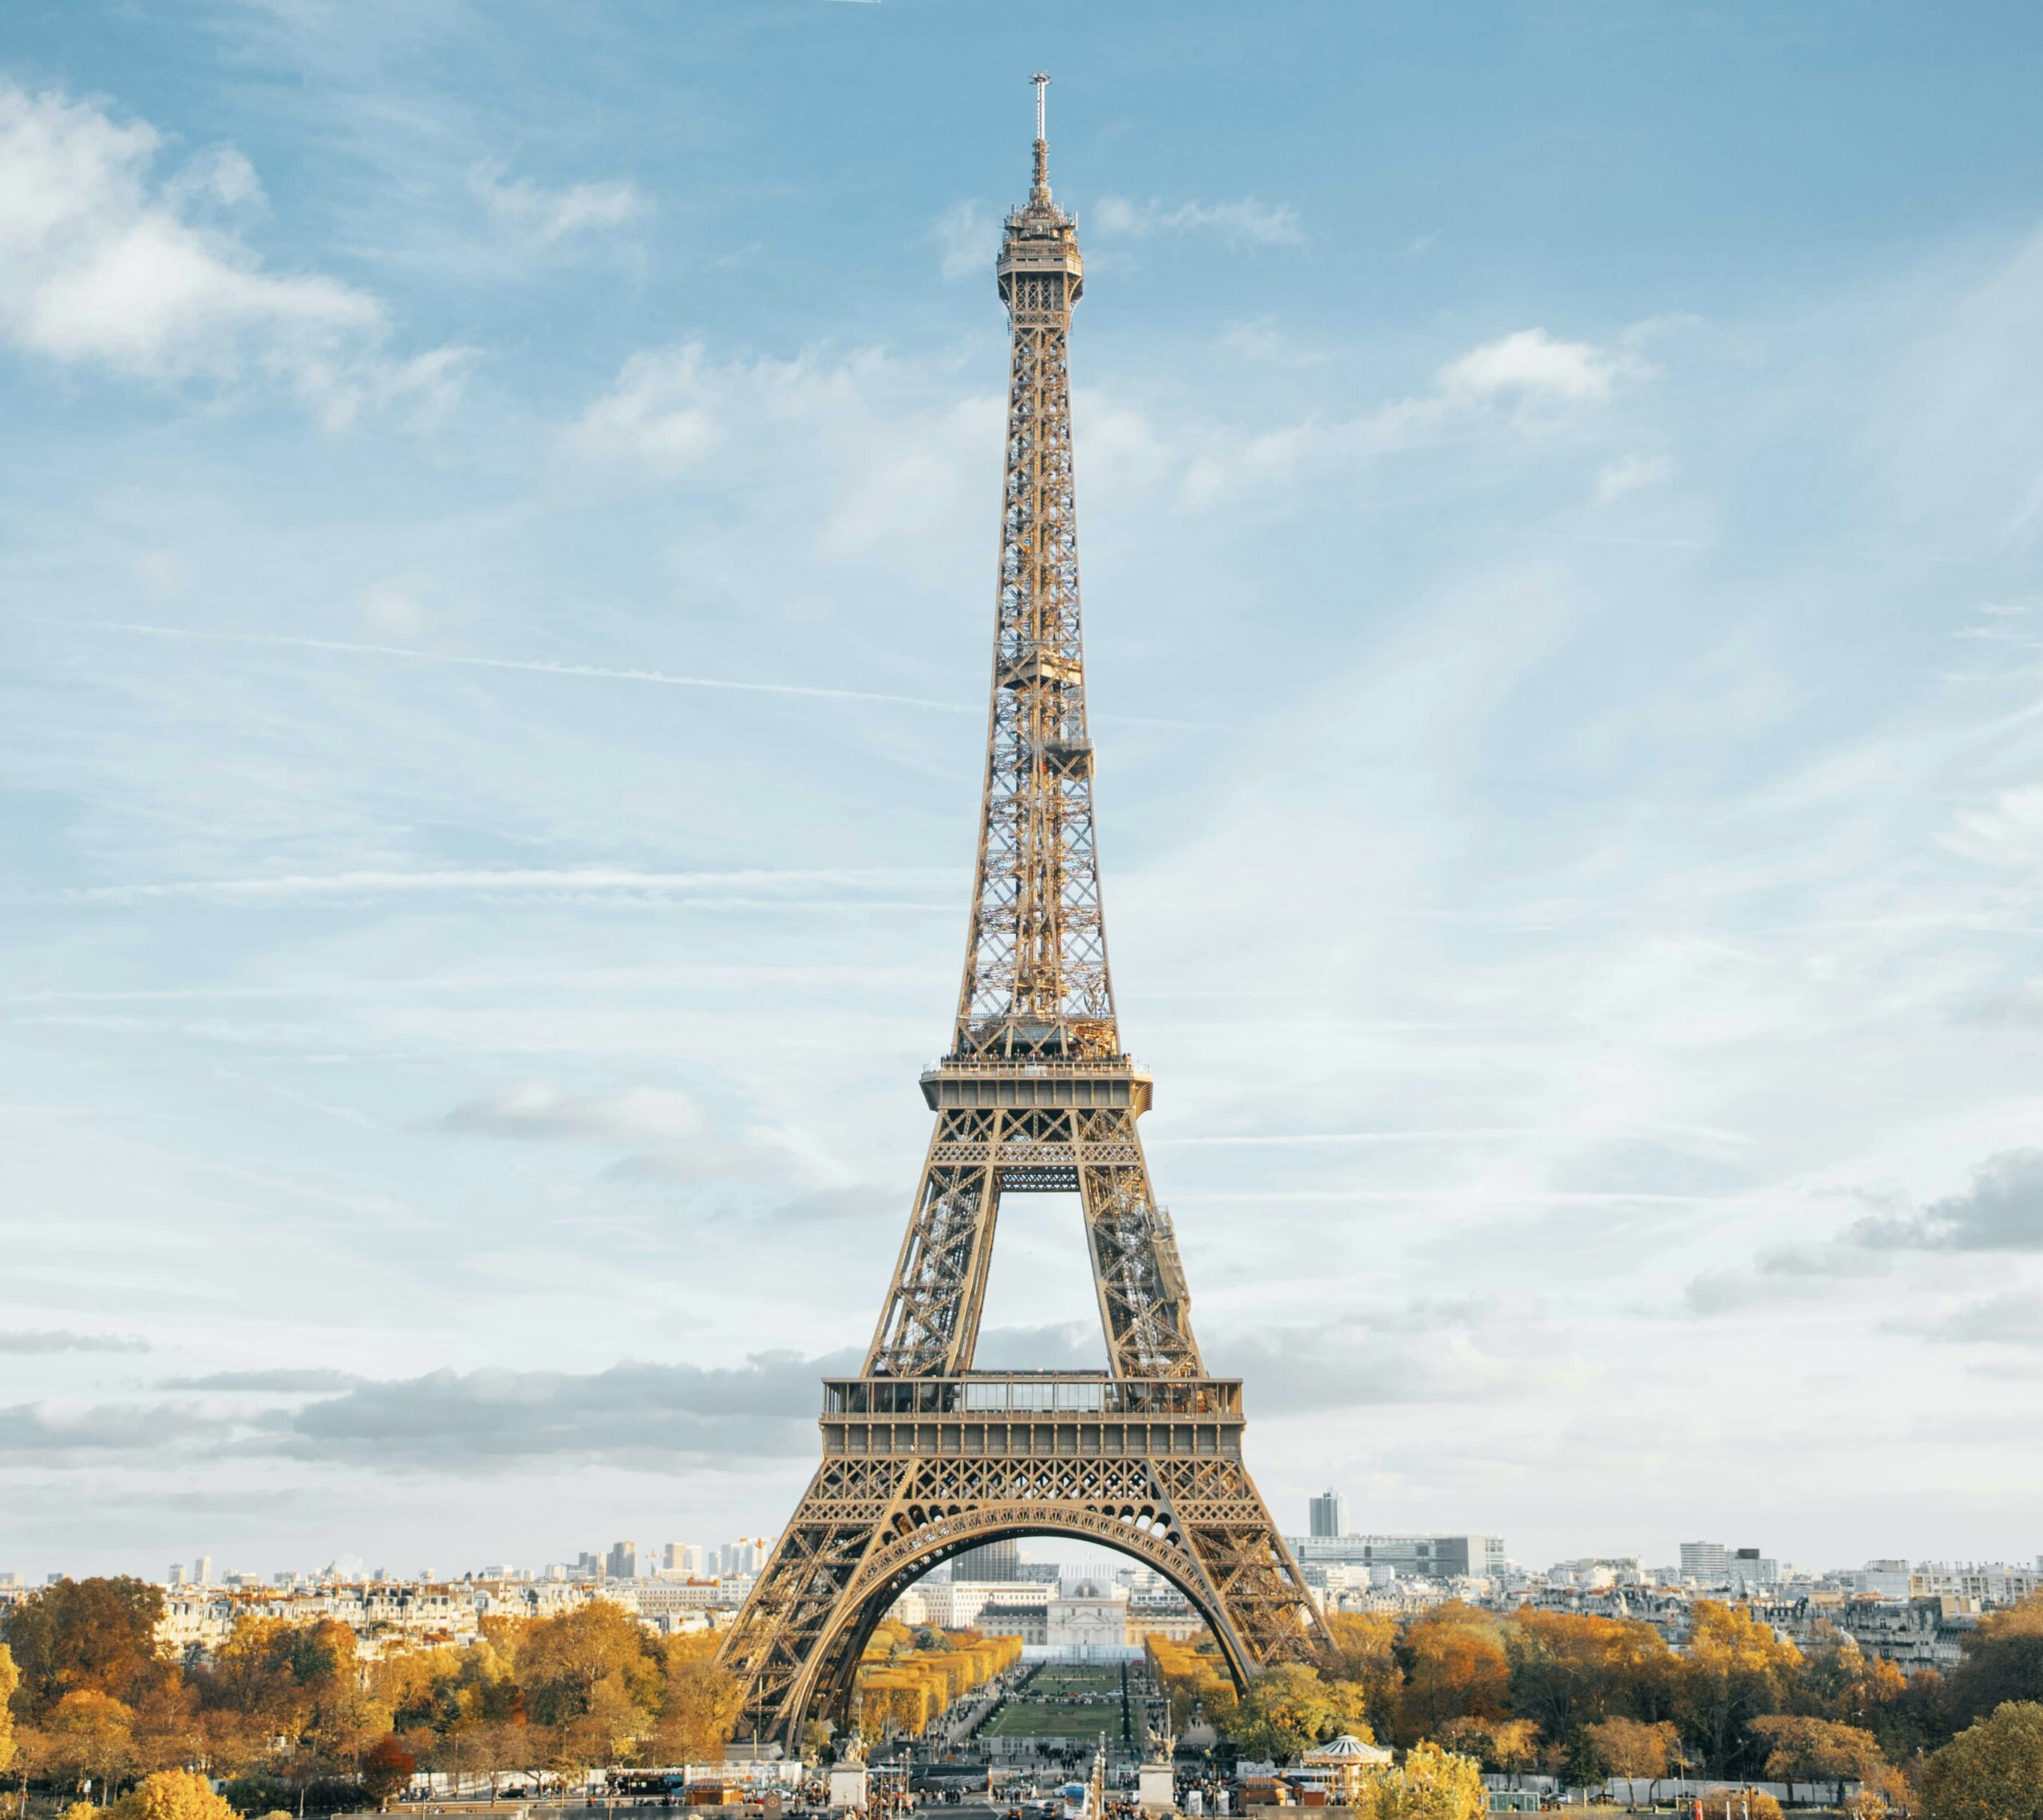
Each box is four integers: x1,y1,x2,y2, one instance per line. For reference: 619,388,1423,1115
715,77,1326,1745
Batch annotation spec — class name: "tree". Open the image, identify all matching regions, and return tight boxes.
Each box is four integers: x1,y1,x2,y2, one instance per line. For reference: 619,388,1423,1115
1749,1714,1887,1806
1484,1719,1539,1786
652,1633,745,1765
1583,1717,1677,1808
1394,1606,1509,1746
1364,1741,1484,1820
1226,1665,1338,1763
1,1581,172,1718
42,1691,139,1798
1804,1625,1910,1727
1674,1603,1803,1777
1942,1596,2043,1729
1,1643,17,1775
1917,1700,2043,1820
109,1770,237,1820
516,1604,658,1742
1324,1615,1401,1738
361,1737,415,1812
1505,1611,1675,1742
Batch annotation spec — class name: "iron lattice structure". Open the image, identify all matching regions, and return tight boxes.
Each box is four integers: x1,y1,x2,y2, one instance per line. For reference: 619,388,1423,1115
718,83,1326,1745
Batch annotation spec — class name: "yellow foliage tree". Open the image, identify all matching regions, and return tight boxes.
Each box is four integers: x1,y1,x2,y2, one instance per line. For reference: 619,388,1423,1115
1749,1714,1888,1805
653,1632,746,1765
1918,1700,2043,1820
0,1642,17,1775
1394,1606,1510,1746
43,1689,138,1795
1325,1614,1401,1738
1584,1717,1679,1804
1145,1635,1237,1734
1675,1603,1803,1776
1363,1741,1485,1820
109,1770,237,1820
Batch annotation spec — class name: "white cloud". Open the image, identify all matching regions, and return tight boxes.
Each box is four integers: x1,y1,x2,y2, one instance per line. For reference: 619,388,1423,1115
0,78,464,422
573,341,725,470
571,340,1005,573
1943,786,2043,869
1440,326,1644,404
1177,324,1650,507
1093,195,1305,246
468,163,649,244
1597,451,1677,503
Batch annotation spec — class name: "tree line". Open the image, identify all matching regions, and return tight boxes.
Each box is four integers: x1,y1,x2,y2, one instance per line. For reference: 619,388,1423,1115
1150,1597,2043,1816
852,1622,1022,1743
2,1578,745,1814
7,1580,2043,1818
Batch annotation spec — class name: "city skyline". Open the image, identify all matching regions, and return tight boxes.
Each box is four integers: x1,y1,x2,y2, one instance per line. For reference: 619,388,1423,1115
4,0,2043,1581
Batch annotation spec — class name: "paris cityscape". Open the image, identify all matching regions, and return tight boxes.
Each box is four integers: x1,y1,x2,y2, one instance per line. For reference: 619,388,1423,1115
5,3,2043,1820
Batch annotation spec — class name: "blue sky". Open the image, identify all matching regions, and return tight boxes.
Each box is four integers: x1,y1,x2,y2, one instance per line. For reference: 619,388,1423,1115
2,0,2041,1582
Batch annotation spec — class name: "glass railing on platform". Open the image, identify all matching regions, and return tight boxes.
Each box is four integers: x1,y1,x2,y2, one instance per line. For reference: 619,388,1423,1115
820,1374,1241,1418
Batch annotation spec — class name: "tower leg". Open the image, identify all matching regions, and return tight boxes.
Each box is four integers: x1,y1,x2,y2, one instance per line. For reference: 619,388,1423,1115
1077,1109,1201,1379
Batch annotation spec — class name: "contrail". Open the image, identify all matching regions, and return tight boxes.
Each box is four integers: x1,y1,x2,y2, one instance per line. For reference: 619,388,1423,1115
18,618,978,714
51,866,948,906
15,616,1215,730
1152,1128,1543,1147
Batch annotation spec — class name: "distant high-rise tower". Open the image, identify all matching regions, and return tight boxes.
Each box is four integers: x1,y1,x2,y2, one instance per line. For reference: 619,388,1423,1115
607,1541,638,1581
192,1554,214,1585
1308,1490,1348,1539
953,1539,1022,1582
1680,1541,1729,1582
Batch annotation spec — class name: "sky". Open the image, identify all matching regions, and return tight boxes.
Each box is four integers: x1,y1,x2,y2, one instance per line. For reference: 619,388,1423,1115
2,0,2041,1586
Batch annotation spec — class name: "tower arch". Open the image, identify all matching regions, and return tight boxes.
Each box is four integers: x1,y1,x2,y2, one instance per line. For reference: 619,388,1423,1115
783,1509,1255,1739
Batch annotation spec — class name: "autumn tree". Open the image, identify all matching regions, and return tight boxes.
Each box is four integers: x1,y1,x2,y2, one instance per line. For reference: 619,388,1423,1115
1804,1625,1910,1727
1583,1717,1678,1807
1324,1614,1401,1738
1749,1714,1888,1806
1917,1700,2043,1820
1227,1665,1338,1763
1942,1595,2043,1729
361,1736,415,1812
1484,1719,1539,1785
109,1769,236,1820
1394,1605,1509,1747
1504,1610,1674,1740
1363,1740,1484,1820
651,1632,745,1764
516,1603,659,1735
41,1690,139,1798
1,1581,172,1718
1,1644,16,1775
1674,1602,1803,1777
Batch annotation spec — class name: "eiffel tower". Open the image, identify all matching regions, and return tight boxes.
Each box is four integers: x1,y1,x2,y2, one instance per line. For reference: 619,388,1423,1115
717,77,1326,1745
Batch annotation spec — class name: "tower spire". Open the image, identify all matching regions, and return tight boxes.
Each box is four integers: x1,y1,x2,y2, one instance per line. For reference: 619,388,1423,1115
962,76,1093,1065
1031,71,1051,201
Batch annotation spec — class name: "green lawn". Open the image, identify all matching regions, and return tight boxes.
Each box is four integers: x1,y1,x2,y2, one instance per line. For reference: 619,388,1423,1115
979,1665,1127,1739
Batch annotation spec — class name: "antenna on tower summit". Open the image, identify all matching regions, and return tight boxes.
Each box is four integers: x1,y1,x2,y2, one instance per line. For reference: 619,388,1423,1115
1029,72,1052,199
